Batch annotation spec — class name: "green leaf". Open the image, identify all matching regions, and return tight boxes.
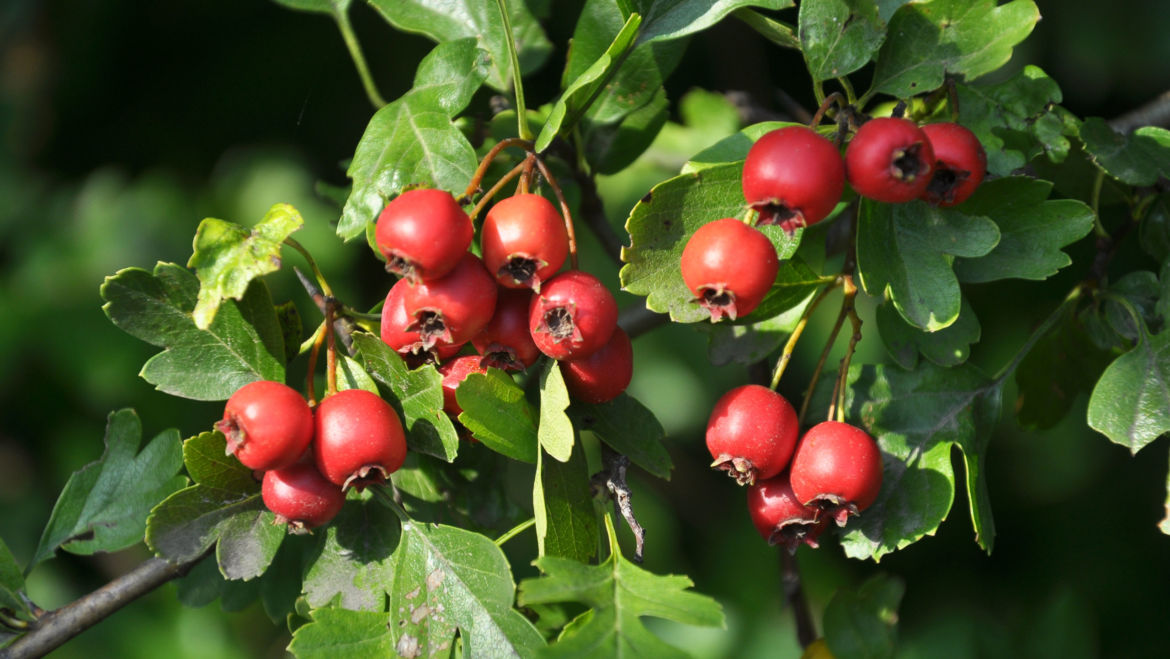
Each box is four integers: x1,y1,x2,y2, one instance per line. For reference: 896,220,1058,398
1080,118,1170,187
303,491,402,611
0,536,30,624
1015,304,1113,430
567,394,672,480
368,0,552,92
876,296,980,370
620,163,801,323
536,13,642,153
857,200,998,331
339,39,490,241
741,256,829,323
393,450,528,534
457,370,539,463
146,431,285,580
533,447,599,563
1104,271,1163,341
823,574,905,659
832,363,1001,561
275,301,304,365
733,8,800,50
952,177,1094,283
633,0,792,44
799,0,886,81
1140,196,1170,263
868,0,1039,99
1087,322,1170,454
519,516,724,657
538,361,575,462
352,333,459,462
270,0,350,13
30,409,185,568
101,263,285,401
336,355,380,394
187,203,303,330
683,121,801,173
700,293,814,366
288,608,397,658
584,88,671,175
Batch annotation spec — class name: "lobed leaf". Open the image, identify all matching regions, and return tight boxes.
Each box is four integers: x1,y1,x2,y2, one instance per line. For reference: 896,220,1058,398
1080,118,1170,187
823,574,905,659
799,0,886,82
303,491,402,611
568,393,672,480
457,370,539,463
876,296,980,370
1087,321,1170,454
533,447,599,564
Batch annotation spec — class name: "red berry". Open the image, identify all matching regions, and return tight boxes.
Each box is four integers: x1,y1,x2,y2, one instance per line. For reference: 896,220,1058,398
680,219,778,322
472,288,541,372
747,471,829,552
313,389,407,490
528,270,618,361
706,384,799,485
920,123,987,207
789,421,883,526
215,380,313,471
437,355,489,415
481,194,569,290
380,279,466,365
845,117,936,203
560,327,633,404
742,125,845,232
402,252,498,349
375,188,473,283
261,462,345,533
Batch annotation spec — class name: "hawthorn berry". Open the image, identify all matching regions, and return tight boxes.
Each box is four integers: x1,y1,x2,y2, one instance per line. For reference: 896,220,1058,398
261,461,345,533
375,188,473,283
481,193,569,290
680,218,778,322
560,327,633,404
789,420,883,526
402,252,498,348
920,122,987,207
472,288,541,372
742,125,845,232
437,354,489,415
380,279,465,365
845,117,935,203
313,389,407,490
528,270,618,361
215,380,313,471
706,384,799,485
747,471,829,552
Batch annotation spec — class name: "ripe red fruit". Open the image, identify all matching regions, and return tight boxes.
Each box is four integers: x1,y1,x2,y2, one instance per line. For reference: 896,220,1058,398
380,279,465,365
528,270,618,361
920,123,987,207
261,462,345,533
402,252,498,348
472,288,541,372
747,471,829,552
215,380,313,471
742,125,845,232
375,188,473,283
706,384,799,485
313,389,407,490
680,218,778,322
438,355,489,415
789,421,883,526
845,117,936,203
560,327,633,404
481,193,569,290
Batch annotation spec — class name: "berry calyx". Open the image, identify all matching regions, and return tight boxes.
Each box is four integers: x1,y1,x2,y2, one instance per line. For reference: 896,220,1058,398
789,420,883,526
215,380,313,471
313,389,407,491
680,218,779,322
528,270,618,361
472,288,541,372
920,122,987,207
742,125,845,233
261,461,345,533
560,327,633,404
437,355,489,415
375,188,473,283
481,193,569,290
402,252,498,348
845,117,936,203
747,471,828,552
706,384,799,485
380,279,465,365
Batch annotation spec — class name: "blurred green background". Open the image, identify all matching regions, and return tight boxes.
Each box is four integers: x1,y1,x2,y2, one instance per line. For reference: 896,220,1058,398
2,1,1170,657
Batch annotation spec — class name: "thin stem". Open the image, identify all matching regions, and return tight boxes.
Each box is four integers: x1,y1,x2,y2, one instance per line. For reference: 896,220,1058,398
370,483,410,522
992,285,1084,384
495,0,533,140
769,280,840,390
299,321,325,356
618,305,669,339
494,518,536,546
0,610,30,630
1090,170,1109,239
470,160,528,224
332,6,386,109
837,76,857,106
829,276,862,423
780,549,817,648
461,137,534,201
810,91,843,128
813,80,826,108
798,300,849,427
306,314,328,407
324,301,338,398
285,238,333,297
517,154,534,195
341,307,382,323
533,157,579,270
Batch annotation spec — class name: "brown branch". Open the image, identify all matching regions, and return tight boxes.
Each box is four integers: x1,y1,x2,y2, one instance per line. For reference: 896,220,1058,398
780,549,817,648
1110,90,1170,133
617,305,669,339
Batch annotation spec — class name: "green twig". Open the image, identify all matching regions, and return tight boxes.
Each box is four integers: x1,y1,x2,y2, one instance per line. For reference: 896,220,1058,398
769,280,840,390
332,6,386,109
494,518,536,546
992,285,1085,384
1090,170,1109,239
495,0,533,140
285,238,333,298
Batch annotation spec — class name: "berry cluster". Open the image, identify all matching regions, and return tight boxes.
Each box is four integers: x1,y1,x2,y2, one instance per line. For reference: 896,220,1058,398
376,187,632,409
704,385,883,551
217,381,406,532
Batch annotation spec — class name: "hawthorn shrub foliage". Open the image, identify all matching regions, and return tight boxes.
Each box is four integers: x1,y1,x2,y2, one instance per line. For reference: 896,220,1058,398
5,0,1170,657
